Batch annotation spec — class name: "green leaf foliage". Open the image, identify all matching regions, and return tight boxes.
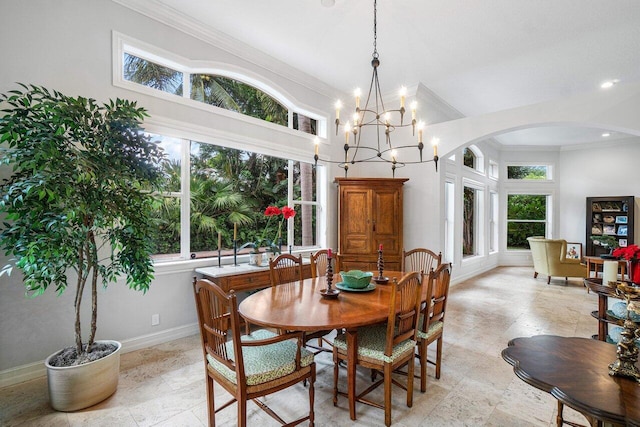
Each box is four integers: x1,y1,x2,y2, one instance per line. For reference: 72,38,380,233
0,84,167,356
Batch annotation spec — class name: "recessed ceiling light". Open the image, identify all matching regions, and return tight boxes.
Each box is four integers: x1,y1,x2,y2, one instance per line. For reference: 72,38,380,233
600,79,620,89
602,132,611,137
321,0,336,7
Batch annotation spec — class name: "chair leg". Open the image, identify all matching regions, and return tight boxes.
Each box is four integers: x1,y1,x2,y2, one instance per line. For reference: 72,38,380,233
557,401,564,427
237,394,247,427
333,353,339,406
547,276,551,284
407,355,415,408
309,367,316,427
384,363,393,427
435,337,443,379
534,272,538,278
419,342,427,392
207,375,216,427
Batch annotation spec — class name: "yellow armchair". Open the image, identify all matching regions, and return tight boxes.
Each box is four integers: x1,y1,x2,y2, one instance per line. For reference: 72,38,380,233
527,236,587,284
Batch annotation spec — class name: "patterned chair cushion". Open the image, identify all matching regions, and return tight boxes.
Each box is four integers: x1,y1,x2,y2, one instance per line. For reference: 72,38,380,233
333,324,416,363
206,329,314,386
416,317,444,340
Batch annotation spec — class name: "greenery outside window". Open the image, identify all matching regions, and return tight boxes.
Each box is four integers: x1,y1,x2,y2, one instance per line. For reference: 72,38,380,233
507,165,550,180
463,148,476,169
190,73,288,125
463,186,484,257
148,134,318,261
507,194,548,250
124,53,183,96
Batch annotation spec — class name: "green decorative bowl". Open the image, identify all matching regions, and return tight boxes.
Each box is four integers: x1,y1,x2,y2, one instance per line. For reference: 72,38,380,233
339,270,373,289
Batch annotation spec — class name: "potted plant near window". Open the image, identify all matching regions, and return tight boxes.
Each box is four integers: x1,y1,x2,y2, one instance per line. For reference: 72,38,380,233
0,84,166,411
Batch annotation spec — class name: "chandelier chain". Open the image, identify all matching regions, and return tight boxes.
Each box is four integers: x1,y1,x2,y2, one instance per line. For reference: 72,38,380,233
372,0,378,59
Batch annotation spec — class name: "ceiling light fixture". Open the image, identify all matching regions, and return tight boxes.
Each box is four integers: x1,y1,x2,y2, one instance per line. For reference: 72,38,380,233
602,132,611,137
313,0,439,177
600,79,619,89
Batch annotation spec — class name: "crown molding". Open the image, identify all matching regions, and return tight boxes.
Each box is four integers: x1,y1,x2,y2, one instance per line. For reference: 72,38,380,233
111,0,339,99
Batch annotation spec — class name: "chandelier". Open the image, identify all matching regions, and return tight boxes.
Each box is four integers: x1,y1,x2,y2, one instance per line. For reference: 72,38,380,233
314,0,439,177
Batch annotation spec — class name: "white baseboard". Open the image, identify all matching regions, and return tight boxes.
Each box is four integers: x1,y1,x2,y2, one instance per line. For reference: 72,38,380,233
0,323,199,389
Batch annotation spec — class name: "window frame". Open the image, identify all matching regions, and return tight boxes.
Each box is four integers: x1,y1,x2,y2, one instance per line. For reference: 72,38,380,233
112,31,327,139
505,192,553,251
505,163,554,181
462,178,485,259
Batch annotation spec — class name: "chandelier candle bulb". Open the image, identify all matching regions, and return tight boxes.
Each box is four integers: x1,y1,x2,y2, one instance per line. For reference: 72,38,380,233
314,138,319,156
354,88,361,110
399,86,407,108
432,138,439,157
411,101,417,120
344,121,350,144
335,100,342,121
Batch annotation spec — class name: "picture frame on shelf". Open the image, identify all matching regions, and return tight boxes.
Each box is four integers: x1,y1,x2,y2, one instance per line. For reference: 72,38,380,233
566,242,582,260
592,224,603,235
618,225,628,236
603,224,616,235
615,216,628,224
619,239,628,248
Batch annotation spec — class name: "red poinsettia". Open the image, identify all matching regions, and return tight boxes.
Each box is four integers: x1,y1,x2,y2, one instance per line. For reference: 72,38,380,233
613,244,640,262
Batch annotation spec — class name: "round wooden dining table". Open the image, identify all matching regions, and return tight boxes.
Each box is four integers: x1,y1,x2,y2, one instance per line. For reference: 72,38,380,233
238,271,410,421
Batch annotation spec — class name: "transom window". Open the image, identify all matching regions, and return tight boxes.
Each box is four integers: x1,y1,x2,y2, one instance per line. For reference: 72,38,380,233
507,165,551,180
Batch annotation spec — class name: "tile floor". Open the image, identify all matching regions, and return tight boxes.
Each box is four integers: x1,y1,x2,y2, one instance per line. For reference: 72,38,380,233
1,266,599,426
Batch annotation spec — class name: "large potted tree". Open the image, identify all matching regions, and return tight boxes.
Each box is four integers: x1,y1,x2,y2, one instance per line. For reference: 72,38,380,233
0,84,166,411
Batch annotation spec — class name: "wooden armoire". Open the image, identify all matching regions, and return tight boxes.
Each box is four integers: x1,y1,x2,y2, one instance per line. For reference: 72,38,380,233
335,178,407,272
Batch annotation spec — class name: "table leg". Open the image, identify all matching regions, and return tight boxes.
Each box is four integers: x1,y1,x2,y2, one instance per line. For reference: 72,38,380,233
346,328,358,420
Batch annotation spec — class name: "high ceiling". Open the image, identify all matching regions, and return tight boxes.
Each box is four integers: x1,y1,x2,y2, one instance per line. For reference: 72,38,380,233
142,0,640,146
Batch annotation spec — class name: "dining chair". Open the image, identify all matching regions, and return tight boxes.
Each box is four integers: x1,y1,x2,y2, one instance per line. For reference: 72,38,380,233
415,262,452,392
332,271,423,427
309,249,329,279
192,277,316,427
269,253,304,286
272,252,332,354
402,248,442,275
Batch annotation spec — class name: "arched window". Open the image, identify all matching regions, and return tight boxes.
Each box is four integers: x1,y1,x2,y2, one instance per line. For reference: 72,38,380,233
115,39,326,263
463,147,476,169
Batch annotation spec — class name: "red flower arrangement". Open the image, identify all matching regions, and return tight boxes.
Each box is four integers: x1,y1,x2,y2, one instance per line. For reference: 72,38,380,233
613,244,640,262
258,205,296,252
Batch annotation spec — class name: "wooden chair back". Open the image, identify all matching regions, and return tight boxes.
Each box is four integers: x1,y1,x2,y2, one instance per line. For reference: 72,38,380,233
309,249,329,279
193,277,316,426
192,278,245,385
386,271,423,357
421,263,452,333
402,248,442,274
269,253,304,286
